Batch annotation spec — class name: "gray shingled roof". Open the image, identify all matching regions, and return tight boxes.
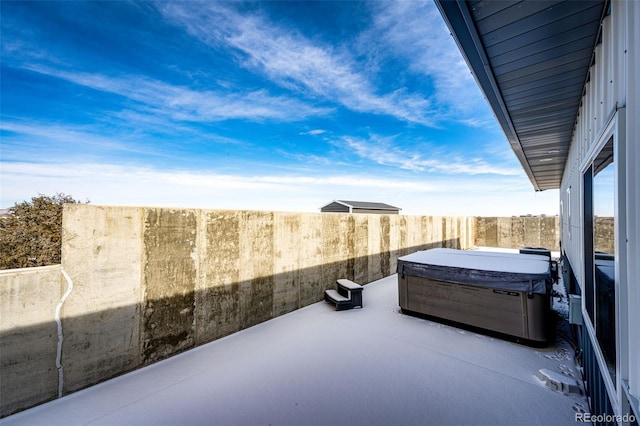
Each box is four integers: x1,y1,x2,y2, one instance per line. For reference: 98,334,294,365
336,200,401,211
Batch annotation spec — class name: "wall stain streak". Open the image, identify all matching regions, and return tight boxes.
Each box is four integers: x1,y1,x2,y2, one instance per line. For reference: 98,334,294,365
142,209,197,365
380,215,390,276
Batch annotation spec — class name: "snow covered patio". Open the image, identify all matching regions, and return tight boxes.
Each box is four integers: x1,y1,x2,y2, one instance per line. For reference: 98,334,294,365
1,273,588,426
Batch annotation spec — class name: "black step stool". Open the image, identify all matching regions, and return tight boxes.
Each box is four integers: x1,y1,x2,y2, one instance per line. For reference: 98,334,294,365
324,279,363,311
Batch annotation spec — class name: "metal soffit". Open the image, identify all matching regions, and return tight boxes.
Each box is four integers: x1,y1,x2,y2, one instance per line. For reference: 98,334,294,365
435,0,607,191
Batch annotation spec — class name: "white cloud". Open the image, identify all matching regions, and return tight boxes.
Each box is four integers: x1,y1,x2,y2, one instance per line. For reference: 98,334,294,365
158,2,438,126
1,161,558,216
0,118,256,171
300,129,327,136
1,1,556,218
340,135,521,176
2,121,124,150
21,64,330,123
367,1,493,123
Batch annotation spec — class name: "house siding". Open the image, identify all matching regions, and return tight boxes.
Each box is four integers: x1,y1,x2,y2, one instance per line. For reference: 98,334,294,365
559,0,640,420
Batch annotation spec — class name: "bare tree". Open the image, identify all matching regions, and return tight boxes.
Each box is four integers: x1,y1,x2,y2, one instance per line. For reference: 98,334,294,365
0,193,87,269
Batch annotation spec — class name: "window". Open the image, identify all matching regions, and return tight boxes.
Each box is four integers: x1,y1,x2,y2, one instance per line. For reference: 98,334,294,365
565,186,572,240
583,137,616,384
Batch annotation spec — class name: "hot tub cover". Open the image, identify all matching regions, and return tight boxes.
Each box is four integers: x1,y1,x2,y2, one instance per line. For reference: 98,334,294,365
397,248,552,295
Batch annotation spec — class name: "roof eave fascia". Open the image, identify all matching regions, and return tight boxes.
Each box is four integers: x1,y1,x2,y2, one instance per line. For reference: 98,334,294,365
334,200,354,212
434,0,542,191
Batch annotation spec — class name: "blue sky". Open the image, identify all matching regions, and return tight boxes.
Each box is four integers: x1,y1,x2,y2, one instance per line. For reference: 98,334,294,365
1,0,559,216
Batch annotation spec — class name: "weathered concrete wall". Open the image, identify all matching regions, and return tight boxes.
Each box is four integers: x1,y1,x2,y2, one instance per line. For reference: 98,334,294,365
1,210,563,417
474,216,560,251
0,265,63,417
61,206,144,394
1,206,481,417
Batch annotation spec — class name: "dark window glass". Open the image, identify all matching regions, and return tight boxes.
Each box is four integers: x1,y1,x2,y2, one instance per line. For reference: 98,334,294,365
584,138,616,385
593,138,615,383
583,166,595,323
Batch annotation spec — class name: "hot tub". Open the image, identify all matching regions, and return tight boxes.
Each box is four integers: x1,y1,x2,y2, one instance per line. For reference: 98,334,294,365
397,248,553,343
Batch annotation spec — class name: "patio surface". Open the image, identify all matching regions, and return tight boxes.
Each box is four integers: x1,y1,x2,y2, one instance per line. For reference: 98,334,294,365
1,272,588,425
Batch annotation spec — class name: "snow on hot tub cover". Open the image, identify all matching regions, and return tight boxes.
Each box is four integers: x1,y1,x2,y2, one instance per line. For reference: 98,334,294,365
397,248,552,295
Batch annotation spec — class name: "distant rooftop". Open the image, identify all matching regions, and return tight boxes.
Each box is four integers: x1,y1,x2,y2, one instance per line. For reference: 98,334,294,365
2,272,587,426
321,200,401,214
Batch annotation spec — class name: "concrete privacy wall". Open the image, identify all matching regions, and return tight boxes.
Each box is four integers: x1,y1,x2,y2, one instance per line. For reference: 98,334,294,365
474,216,560,252
1,205,474,417
473,216,614,255
0,265,63,416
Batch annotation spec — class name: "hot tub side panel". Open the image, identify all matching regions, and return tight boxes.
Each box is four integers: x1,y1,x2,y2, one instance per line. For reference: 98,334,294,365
398,275,550,343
